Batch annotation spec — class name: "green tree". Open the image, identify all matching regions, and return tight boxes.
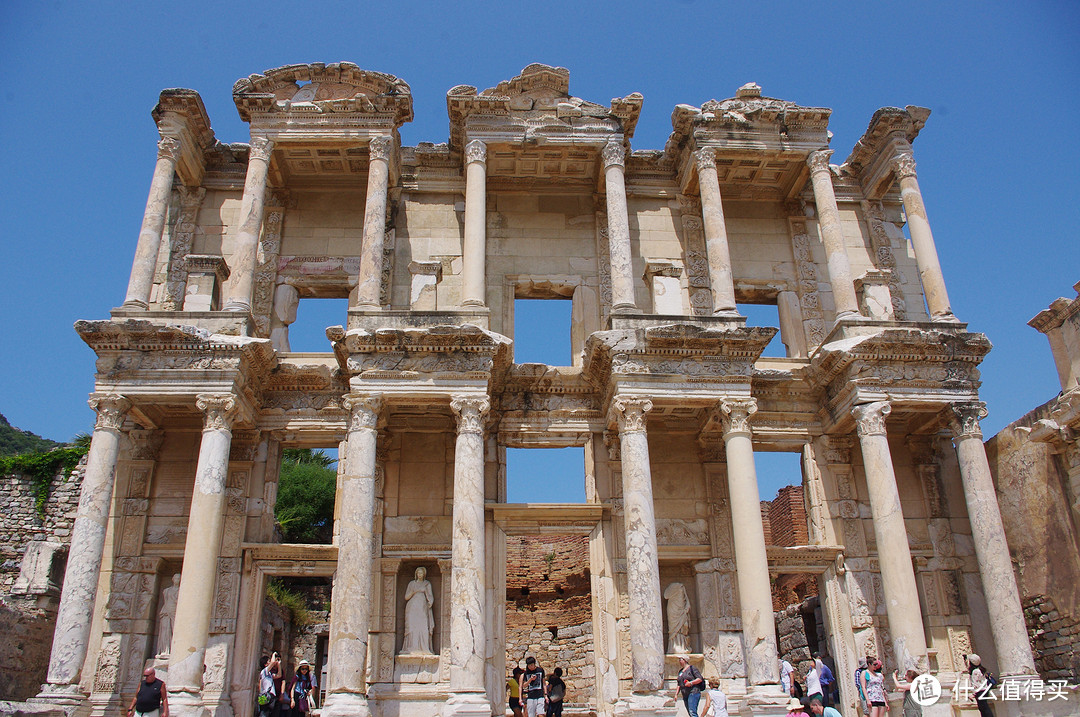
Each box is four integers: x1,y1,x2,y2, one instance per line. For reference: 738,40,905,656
275,449,337,544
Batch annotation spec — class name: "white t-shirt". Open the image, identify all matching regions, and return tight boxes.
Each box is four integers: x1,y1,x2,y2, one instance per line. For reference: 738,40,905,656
806,666,822,696
780,661,794,692
705,688,727,717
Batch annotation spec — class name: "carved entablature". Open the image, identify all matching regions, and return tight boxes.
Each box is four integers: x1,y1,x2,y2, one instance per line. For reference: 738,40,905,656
497,364,600,415
841,105,931,198
446,63,642,160
152,88,218,186
75,320,275,422
666,83,831,196
233,62,413,131
808,327,991,427
583,324,777,403
328,323,513,387
258,363,349,420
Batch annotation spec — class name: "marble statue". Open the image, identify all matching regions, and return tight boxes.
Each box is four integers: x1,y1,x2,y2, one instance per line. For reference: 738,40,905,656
402,566,435,654
664,581,691,655
155,573,180,656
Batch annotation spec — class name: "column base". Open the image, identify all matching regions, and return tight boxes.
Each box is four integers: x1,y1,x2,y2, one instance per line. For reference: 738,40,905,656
166,690,210,717
737,686,790,717
612,692,673,717
119,300,149,311
222,300,252,313
31,684,86,707
442,692,491,717
321,691,372,717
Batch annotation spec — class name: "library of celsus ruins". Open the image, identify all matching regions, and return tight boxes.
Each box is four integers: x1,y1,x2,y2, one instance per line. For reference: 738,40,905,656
26,62,1056,717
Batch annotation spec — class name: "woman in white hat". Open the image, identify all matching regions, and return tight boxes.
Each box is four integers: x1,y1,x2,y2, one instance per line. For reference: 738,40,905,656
286,659,318,717
784,696,809,717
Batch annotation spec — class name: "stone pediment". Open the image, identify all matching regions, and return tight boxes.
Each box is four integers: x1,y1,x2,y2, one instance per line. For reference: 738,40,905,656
842,105,930,177
446,63,642,152
233,62,413,128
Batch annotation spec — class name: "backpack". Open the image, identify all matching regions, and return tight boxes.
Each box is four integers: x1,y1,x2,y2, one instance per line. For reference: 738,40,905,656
549,680,565,702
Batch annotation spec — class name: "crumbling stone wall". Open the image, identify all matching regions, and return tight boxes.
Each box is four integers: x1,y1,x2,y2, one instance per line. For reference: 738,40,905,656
767,485,809,548
505,534,593,705
1023,595,1080,680
0,463,84,700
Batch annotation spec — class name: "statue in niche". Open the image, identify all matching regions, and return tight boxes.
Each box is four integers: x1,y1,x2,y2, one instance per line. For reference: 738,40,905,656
402,566,435,654
155,573,180,657
664,581,691,654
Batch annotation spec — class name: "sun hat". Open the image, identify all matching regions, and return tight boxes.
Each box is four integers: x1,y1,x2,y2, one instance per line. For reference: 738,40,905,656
786,697,805,711
968,654,981,666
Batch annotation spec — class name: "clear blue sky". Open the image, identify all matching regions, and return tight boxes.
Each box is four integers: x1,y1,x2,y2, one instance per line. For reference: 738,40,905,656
1,2,1077,501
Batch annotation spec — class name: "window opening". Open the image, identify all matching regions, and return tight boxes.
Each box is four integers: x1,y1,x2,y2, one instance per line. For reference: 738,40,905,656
275,447,338,544
506,446,586,503
737,302,786,358
513,299,572,366
282,297,349,353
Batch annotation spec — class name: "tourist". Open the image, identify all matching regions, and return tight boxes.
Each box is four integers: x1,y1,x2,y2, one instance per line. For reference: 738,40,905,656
854,658,869,716
545,666,566,717
779,658,796,697
673,655,705,717
508,666,524,717
807,696,842,717
892,669,922,717
805,660,823,705
127,667,169,717
700,677,728,717
863,659,887,717
813,653,835,707
966,654,995,717
784,697,809,717
285,659,317,717
521,656,546,717
257,654,280,717
270,652,285,717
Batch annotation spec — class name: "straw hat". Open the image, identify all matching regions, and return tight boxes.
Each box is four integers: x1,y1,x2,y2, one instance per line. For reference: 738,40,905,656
786,697,805,711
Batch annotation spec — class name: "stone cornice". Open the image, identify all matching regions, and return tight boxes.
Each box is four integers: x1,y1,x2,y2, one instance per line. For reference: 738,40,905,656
667,91,831,156
152,88,217,186
840,105,930,197
1029,281,1080,334
233,62,413,129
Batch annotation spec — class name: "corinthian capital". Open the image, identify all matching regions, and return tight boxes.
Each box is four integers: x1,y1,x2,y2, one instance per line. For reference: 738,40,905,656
343,394,384,432
157,136,181,162
852,401,891,438
451,395,490,435
891,152,917,180
694,148,716,173
196,393,238,431
464,139,487,165
948,402,988,440
807,149,834,174
368,135,394,163
719,397,757,436
601,140,625,169
88,393,132,431
611,396,653,434
248,136,275,163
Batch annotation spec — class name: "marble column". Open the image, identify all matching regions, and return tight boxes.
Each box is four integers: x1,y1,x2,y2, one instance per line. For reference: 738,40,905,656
807,150,860,319
948,403,1037,677
223,137,274,312
851,401,928,672
355,136,393,308
602,141,638,314
695,149,738,315
123,137,181,309
892,152,954,320
611,397,665,693
719,398,780,687
322,394,383,717
168,394,238,711
40,394,131,700
461,140,487,307
446,395,492,717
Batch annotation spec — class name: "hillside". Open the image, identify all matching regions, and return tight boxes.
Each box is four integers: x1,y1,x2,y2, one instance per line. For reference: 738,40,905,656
0,414,61,457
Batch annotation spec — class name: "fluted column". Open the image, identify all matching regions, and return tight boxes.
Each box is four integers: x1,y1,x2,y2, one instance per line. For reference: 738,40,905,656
948,403,1037,677
461,140,487,307
611,397,664,693
123,137,181,309
851,402,927,671
807,150,860,319
892,152,954,319
719,398,780,687
322,395,382,717
446,395,492,717
168,394,238,710
695,149,737,314
355,136,393,308
602,141,638,313
223,137,274,312
41,394,131,700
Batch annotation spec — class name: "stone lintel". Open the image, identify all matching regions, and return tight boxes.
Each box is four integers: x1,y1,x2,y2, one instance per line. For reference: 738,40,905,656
153,88,216,187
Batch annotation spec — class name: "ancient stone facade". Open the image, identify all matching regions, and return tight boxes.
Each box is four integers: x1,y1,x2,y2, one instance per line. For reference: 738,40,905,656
985,281,1080,684
19,62,1053,717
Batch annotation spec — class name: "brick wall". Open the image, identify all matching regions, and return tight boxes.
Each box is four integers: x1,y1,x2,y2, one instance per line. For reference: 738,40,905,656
505,534,593,705
767,485,809,547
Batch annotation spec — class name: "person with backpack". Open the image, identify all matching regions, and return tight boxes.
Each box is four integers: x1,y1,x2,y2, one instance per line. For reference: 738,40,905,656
545,666,567,717
854,658,869,715
286,659,318,717
673,655,705,717
967,654,996,717
257,653,280,717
